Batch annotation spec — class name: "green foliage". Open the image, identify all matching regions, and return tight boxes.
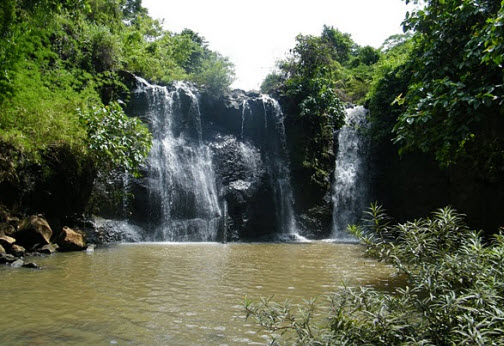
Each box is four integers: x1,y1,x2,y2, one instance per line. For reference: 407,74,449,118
191,52,235,97
0,0,234,186
78,102,152,177
392,0,504,175
367,35,413,141
245,206,504,345
260,72,283,94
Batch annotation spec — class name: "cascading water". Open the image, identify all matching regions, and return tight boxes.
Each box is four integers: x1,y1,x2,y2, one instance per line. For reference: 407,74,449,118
331,106,370,240
134,77,221,241
262,96,299,237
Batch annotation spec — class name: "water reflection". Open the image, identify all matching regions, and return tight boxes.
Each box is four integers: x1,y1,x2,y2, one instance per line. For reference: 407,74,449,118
0,242,396,344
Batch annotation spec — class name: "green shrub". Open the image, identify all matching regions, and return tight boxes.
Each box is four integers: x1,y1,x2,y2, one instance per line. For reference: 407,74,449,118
245,205,504,345
78,102,152,177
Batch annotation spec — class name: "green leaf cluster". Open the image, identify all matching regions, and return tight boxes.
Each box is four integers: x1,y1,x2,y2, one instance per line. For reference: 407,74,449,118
78,102,151,177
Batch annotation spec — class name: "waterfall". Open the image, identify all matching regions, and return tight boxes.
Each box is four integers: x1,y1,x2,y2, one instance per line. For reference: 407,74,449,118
331,106,370,239
134,77,221,241
124,77,301,241
262,96,299,236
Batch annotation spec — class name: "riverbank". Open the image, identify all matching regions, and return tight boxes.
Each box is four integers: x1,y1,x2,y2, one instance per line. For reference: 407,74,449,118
0,205,91,269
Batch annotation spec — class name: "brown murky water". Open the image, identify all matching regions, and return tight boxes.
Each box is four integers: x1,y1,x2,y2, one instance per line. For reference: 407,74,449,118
0,242,396,345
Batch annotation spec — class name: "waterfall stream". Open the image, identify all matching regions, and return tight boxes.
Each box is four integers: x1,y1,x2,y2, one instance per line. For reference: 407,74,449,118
135,77,221,241
331,106,370,240
262,96,298,236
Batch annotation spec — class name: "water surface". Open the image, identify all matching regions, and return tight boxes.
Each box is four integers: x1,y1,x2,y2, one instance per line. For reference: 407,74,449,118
0,242,395,345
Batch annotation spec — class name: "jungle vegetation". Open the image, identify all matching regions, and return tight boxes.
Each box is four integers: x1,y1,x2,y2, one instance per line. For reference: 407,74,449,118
0,0,234,211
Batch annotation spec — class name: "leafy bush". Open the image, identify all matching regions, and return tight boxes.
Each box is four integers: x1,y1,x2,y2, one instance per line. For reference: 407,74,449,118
78,102,152,177
245,205,504,345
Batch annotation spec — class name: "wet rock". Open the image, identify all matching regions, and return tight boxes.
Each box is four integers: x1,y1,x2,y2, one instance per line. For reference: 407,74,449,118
22,262,40,269
0,235,16,250
0,253,17,264
37,243,57,255
57,226,86,252
6,216,20,230
25,251,45,257
0,223,15,237
16,215,53,249
11,259,24,267
9,244,25,257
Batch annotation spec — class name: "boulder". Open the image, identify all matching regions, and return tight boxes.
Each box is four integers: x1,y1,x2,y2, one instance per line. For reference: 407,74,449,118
0,223,15,237
0,235,15,250
11,259,24,268
0,253,17,264
7,215,20,227
9,244,25,257
16,215,53,249
38,243,57,255
57,226,86,252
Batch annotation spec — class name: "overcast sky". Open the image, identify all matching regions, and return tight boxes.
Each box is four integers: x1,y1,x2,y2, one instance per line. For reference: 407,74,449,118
143,0,412,91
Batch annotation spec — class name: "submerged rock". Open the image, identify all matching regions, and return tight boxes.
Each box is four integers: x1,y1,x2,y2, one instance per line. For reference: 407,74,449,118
22,262,40,269
57,226,86,252
37,243,57,255
11,259,23,268
16,215,53,249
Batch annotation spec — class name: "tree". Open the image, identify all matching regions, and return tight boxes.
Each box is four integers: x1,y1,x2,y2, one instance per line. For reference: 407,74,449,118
393,0,504,177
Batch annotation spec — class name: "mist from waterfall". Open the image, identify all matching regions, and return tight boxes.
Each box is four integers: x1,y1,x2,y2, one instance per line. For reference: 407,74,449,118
331,106,370,240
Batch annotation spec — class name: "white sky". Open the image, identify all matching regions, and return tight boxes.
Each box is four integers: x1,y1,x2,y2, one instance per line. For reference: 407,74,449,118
143,0,412,91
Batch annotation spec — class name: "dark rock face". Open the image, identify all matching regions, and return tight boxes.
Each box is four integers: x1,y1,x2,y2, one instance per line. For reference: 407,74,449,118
57,226,86,252
371,140,504,234
16,215,53,249
0,143,96,223
278,96,335,239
